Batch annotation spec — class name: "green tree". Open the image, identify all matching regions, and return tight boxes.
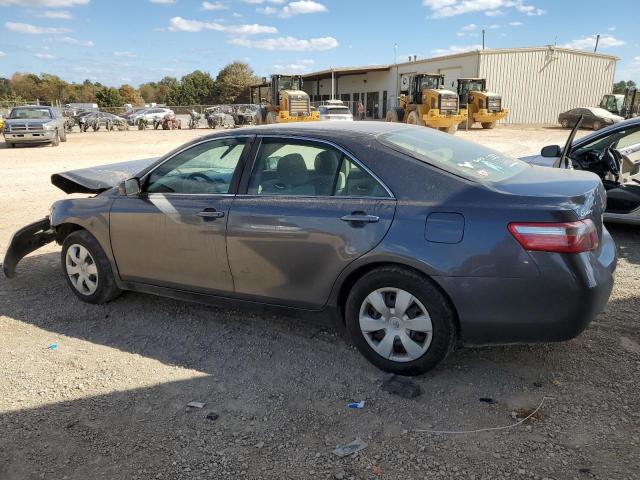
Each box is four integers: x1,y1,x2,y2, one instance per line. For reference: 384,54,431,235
0,77,12,98
95,87,124,108
613,80,637,94
215,62,259,104
181,70,216,104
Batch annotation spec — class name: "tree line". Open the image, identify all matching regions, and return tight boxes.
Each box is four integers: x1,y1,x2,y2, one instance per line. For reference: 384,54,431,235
0,61,260,108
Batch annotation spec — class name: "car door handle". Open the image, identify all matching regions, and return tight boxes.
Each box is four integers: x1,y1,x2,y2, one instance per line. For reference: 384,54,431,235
340,214,379,223
197,209,225,219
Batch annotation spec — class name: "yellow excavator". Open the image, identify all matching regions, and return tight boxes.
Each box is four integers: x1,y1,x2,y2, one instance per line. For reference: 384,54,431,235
250,74,319,124
457,78,508,129
386,73,466,134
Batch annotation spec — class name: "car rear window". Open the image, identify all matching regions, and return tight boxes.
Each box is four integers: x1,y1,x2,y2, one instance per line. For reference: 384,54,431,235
378,127,529,183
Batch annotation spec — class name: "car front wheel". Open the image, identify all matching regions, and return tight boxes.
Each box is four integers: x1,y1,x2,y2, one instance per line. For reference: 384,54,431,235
61,230,122,304
345,266,455,376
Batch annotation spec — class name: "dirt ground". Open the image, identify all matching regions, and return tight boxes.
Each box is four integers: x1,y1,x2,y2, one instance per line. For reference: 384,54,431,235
0,124,638,480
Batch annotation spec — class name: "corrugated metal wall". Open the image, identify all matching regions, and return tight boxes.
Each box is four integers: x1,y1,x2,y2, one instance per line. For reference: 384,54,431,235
479,49,617,124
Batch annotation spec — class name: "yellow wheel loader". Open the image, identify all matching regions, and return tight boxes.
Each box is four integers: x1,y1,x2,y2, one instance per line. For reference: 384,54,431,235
250,75,319,124
386,73,466,134
457,78,508,130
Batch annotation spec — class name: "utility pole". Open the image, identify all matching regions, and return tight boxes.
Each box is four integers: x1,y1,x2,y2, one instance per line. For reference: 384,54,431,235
594,34,600,52
482,29,485,49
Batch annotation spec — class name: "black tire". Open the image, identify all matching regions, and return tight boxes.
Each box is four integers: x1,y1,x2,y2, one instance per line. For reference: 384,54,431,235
481,122,496,129
61,230,122,304
51,130,60,146
345,266,455,376
60,130,67,142
560,118,569,128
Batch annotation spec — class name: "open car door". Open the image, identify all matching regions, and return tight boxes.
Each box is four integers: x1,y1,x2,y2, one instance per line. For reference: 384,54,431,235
558,114,583,169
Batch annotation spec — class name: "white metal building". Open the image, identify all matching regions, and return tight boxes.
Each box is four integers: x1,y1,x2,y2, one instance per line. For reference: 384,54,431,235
302,46,618,124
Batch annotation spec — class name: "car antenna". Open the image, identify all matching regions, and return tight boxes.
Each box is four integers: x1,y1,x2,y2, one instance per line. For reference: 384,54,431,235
559,114,583,169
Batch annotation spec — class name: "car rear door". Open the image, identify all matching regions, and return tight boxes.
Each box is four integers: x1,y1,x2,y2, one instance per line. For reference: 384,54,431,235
109,136,253,295
225,136,396,309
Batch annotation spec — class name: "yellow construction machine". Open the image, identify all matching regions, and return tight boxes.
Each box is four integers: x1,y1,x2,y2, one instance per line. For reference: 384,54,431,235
457,78,508,129
250,74,319,124
386,73,466,134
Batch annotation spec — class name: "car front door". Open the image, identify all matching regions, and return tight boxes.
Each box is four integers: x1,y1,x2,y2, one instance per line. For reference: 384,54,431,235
109,136,253,294
226,136,397,309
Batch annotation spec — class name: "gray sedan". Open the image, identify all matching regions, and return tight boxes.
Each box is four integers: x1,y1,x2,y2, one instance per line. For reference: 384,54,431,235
3,122,616,375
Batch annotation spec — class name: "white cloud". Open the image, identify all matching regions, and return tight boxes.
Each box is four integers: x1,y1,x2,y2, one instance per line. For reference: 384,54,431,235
0,51,6,57
273,59,314,72
168,16,277,34
149,0,175,3
259,0,327,18
241,0,285,3
202,1,228,9
461,23,477,31
423,0,544,18
432,44,482,56
508,21,522,26
0,0,88,6
113,51,137,58
561,35,625,50
34,52,56,59
5,21,70,34
39,10,72,18
229,35,338,51
488,23,500,28
55,35,93,46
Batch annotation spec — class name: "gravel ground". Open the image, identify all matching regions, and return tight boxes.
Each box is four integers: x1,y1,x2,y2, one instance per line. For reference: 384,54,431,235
0,125,638,480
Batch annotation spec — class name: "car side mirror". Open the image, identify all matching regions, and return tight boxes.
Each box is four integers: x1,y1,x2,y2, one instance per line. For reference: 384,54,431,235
118,177,141,196
541,145,562,158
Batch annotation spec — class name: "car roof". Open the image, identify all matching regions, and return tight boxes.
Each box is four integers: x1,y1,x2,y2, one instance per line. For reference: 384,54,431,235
218,120,405,137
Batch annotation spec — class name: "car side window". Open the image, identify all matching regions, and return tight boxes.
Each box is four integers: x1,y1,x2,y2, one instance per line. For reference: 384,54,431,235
146,138,247,194
616,127,640,150
247,138,390,198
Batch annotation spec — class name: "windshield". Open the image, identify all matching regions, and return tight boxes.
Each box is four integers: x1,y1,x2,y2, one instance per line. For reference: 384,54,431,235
459,80,485,95
10,108,52,120
418,76,441,90
378,127,529,183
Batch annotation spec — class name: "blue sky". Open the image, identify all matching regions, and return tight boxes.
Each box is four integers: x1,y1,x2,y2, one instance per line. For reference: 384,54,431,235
0,0,638,86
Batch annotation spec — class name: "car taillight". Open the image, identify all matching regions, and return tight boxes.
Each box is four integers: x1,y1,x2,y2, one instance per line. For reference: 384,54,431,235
508,219,599,253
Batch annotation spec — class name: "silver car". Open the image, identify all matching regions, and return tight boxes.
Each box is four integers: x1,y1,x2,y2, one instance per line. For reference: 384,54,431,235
318,101,353,121
3,105,67,147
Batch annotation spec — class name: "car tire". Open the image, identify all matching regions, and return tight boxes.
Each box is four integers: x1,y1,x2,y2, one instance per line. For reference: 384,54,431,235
61,230,122,304
345,266,455,376
561,118,569,128
51,130,60,147
60,129,67,142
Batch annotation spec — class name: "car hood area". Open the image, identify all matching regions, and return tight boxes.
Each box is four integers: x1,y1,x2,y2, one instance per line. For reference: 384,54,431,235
519,154,560,168
51,157,157,194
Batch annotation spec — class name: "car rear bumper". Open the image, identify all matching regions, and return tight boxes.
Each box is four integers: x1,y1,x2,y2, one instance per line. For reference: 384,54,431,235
4,131,56,143
436,227,617,346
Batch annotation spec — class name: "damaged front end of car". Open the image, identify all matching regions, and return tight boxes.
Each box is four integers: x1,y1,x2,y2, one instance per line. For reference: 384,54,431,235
3,157,158,278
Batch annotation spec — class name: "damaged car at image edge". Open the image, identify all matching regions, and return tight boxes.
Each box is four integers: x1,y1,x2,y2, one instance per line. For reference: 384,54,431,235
2,122,617,375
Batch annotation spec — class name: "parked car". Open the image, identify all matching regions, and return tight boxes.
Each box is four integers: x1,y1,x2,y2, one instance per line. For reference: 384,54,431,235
129,107,174,125
78,112,128,132
3,122,616,375
559,107,623,130
522,116,640,225
3,105,66,147
318,100,354,121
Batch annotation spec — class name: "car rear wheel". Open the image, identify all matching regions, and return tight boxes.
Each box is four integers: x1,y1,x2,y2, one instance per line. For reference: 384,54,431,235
61,230,122,304
561,118,569,128
345,266,455,375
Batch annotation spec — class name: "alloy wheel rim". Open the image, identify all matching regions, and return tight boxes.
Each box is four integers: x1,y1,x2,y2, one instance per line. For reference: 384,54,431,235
359,287,433,363
65,244,98,295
